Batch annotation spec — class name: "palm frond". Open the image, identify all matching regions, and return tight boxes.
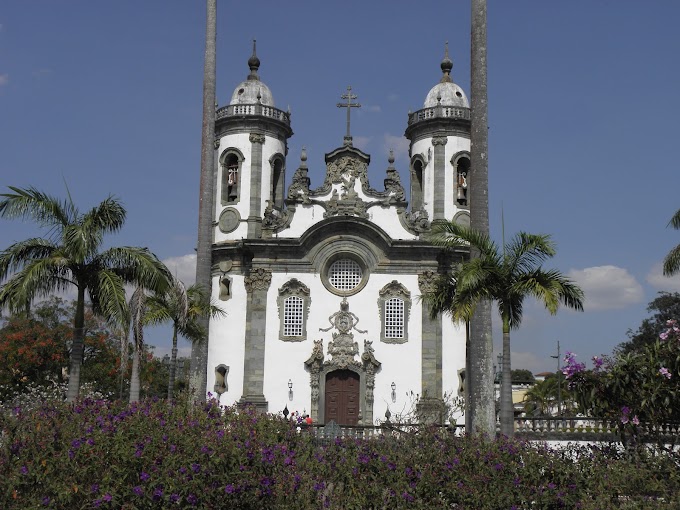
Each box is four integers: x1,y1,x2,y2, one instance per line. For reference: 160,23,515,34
81,196,126,236
0,238,58,279
97,246,172,294
663,244,680,276
668,208,680,230
0,257,73,313
90,269,129,327
0,186,73,231
143,294,175,326
505,232,556,274
514,269,584,315
429,221,499,259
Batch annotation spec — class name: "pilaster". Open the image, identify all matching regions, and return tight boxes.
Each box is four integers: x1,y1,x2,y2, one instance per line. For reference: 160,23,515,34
418,271,443,411
431,136,448,220
239,267,272,412
247,132,265,238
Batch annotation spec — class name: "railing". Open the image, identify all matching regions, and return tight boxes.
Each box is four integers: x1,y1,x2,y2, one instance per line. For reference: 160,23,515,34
215,103,291,125
298,418,680,444
407,105,471,125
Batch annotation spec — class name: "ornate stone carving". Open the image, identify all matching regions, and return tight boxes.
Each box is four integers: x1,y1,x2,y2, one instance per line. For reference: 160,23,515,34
400,207,431,234
214,138,221,150
244,268,272,293
262,200,291,233
304,300,381,425
277,279,311,341
286,166,311,204
249,133,266,144
218,207,241,233
431,136,448,146
418,270,439,294
323,184,369,219
378,281,412,344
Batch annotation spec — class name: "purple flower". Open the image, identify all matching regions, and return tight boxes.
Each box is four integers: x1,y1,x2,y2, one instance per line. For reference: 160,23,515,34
170,494,180,503
187,494,198,505
314,481,326,491
225,484,236,494
20,465,28,475
91,484,99,494
632,415,640,425
133,486,144,496
402,491,415,502
660,367,672,379
103,494,112,502
592,356,604,371
191,463,201,473
152,487,163,501
140,471,150,482
41,496,50,506
494,463,503,471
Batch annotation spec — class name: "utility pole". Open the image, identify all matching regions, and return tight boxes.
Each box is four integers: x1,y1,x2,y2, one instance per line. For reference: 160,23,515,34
550,340,562,416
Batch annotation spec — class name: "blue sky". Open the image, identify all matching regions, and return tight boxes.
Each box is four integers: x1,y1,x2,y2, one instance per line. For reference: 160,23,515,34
2,1,680,373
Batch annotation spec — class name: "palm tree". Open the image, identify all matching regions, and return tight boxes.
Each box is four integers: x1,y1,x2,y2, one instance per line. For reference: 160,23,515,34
191,0,217,400
663,208,680,276
469,0,495,435
426,221,584,436
0,186,170,401
144,279,225,400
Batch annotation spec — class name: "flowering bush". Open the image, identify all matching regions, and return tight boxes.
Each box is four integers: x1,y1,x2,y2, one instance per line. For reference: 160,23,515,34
2,395,678,509
565,320,680,448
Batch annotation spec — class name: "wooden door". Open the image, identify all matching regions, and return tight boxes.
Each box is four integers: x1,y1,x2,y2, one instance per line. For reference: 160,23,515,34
324,370,360,425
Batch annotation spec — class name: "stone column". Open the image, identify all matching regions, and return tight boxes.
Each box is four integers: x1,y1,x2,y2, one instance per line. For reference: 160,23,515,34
239,267,271,412
247,132,265,238
431,136,448,221
417,270,444,423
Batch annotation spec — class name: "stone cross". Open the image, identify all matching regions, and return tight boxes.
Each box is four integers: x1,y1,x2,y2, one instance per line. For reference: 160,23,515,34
337,86,361,146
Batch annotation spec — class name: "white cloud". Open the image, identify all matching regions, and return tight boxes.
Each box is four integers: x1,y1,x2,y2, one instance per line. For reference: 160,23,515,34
0,74,8,86
646,261,680,292
567,265,643,310
366,104,381,113
162,253,197,286
352,136,371,152
382,133,410,163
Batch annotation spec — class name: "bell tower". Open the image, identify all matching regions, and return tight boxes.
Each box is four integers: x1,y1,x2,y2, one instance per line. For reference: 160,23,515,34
405,44,471,225
214,41,293,241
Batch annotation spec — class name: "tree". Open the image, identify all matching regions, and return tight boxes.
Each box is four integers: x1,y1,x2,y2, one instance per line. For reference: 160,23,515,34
0,186,171,401
191,0,217,401
511,369,535,384
663,208,680,276
469,0,494,435
426,222,584,436
143,279,225,400
617,292,680,356
522,373,575,417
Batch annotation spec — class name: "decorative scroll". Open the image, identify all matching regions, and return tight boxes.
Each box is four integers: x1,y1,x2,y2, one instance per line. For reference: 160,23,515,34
244,268,272,293
418,270,439,294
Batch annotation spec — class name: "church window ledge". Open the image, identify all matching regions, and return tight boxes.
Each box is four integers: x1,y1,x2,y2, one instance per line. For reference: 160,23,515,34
378,281,411,344
277,279,311,342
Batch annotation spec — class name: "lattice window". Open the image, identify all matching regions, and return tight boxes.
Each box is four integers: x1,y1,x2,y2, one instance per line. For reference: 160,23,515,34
384,298,405,339
329,259,362,291
378,281,411,344
277,279,310,342
283,296,304,337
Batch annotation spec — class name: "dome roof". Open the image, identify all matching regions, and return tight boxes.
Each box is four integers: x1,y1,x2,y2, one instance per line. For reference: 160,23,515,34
229,40,276,107
423,44,469,108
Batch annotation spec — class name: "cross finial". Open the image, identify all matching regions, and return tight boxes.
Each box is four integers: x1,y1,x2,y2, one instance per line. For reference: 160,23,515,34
336,85,361,146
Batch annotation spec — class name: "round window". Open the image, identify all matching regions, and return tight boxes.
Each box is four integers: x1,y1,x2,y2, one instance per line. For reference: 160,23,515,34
328,259,363,292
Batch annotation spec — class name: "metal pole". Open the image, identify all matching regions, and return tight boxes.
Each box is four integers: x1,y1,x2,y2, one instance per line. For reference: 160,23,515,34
551,340,562,415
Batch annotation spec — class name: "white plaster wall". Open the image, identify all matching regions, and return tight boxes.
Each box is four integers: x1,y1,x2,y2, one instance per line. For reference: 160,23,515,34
367,207,416,241
410,135,470,222
213,133,286,243
207,274,247,405
279,204,326,238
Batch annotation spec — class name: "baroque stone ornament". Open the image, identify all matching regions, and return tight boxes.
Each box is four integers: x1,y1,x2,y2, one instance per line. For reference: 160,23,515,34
249,132,266,144
277,279,311,341
378,281,412,344
286,149,312,204
261,200,292,236
399,207,431,235
304,299,380,425
418,270,439,294
244,268,272,293
218,207,241,233
431,136,448,146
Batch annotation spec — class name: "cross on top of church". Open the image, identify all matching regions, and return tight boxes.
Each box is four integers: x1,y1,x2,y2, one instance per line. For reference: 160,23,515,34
337,86,361,146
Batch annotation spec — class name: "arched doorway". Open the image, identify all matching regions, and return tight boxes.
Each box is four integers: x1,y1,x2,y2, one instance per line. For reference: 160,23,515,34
324,369,360,425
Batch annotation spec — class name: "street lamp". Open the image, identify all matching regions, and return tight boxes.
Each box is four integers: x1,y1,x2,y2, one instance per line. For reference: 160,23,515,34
550,340,562,416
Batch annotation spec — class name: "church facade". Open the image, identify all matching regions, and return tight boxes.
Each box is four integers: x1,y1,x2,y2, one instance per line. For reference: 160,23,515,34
205,43,473,425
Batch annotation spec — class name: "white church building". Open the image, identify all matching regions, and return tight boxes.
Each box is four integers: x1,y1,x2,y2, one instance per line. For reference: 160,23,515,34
204,43,473,426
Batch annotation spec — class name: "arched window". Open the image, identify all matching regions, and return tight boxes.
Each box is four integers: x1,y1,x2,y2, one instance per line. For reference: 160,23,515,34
221,149,244,205
452,153,470,207
270,156,285,209
378,281,412,344
410,156,425,211
277,279,311,341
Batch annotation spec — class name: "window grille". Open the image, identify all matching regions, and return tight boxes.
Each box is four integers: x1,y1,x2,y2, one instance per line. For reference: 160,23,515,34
328,259,362,291
283,296,304,336
384,298,405,339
